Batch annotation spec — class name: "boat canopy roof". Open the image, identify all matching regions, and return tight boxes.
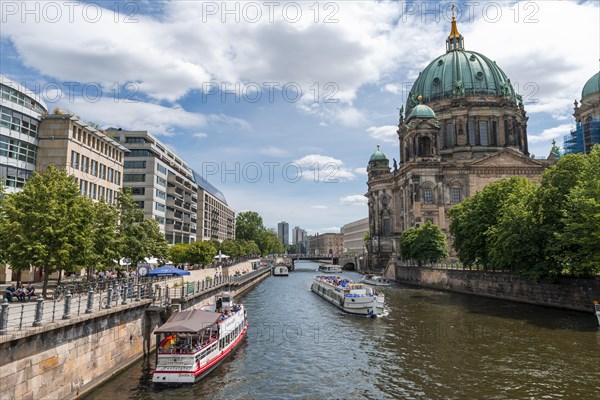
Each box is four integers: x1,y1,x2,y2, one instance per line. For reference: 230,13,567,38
154,309,221,334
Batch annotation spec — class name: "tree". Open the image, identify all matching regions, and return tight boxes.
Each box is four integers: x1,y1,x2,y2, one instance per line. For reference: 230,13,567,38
220,239,241,258
558,145,600,276
169,243,189,266
449,177,529,269
399,222,448,265
486,179,547,279
0,166,90,297
187,241,217,266
235,211,263,241
87,199,119,275
116,189,168,268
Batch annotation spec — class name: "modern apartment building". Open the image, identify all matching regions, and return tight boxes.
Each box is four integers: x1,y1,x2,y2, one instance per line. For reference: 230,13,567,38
193,170,235,241
0,75,47,193
292,226,307,253
342,218,369,255
277,221,289,245
108,128,198,244
36,113,127,202
308,232,344,256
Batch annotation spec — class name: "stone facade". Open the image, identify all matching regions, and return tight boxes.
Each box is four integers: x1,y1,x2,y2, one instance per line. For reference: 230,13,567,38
36,114,127,203
308,233,343,256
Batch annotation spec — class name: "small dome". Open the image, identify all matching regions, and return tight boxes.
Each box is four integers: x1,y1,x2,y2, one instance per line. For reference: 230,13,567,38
369,146,388,163
406,103,436,121
582,71,599,98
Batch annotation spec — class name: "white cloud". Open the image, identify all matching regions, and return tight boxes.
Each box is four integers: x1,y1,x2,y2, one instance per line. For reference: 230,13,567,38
194,132,208,139
383,84,401,94
465,1,599,118
340,195,368,206
529,124,574,144
52,96,207,136
1,1,436,104
366,125,398,144
354,167,367,176
294,154,356,181
310,205,328,209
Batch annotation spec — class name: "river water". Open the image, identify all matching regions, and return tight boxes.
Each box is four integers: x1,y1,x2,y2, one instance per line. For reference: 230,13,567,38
85,261,600,400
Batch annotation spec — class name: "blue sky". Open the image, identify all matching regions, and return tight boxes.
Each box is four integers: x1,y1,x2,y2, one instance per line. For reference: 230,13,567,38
1,0,598,234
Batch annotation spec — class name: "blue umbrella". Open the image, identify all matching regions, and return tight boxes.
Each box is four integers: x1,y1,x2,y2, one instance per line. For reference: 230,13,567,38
147,266,191,276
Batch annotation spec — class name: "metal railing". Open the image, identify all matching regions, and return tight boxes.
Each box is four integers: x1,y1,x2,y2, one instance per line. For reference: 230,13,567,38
0,267,270,337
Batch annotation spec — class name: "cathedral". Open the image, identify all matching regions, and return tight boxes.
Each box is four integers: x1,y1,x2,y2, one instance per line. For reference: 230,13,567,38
366,12,556,271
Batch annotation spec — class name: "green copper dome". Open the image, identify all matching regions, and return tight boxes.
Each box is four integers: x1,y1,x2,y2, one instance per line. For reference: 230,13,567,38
406,50,519,112
369,146,388,163
582,71,599,98
406,103,436,121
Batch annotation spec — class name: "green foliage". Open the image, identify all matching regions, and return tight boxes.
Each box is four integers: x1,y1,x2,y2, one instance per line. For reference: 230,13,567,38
235,211,263,241
169,243,189,265
400,221,448,265
0,166,89,297
187,241,217,266
449,177,531,269
220,239,241,258
449,147,600,280
558,146,600,276
116,189,168,267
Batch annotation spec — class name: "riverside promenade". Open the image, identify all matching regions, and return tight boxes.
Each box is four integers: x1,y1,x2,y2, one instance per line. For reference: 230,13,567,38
1,259,269,400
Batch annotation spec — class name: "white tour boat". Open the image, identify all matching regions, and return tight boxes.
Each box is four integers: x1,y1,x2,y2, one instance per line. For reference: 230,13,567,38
152,293,247,384
273,266,289,276
311,276,384,317
318,264,343,273
594,300,600,326
361,274,392,287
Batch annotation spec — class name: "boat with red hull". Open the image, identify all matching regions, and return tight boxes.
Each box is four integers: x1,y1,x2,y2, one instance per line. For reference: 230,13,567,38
152,293,247,384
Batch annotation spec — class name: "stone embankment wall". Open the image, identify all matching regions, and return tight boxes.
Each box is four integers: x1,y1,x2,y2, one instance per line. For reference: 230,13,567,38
395,266,600,313
0,303,150,400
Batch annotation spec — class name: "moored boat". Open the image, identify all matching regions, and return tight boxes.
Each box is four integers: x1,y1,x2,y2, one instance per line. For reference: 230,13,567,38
273,266,289,276
152,293,247,384
361,274,391,286
311,276,384,317
317,264,343,273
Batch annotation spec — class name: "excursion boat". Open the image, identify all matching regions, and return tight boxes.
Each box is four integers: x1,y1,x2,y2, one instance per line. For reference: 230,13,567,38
152,293,247,384
318,264,343,273
594,300,600,326
273,266,289,276
361,274,392,287
311,276,385,317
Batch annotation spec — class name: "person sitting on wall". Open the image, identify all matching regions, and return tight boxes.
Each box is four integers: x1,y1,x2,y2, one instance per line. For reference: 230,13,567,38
14,283,25,302
3,284,16,302
24,284,36,302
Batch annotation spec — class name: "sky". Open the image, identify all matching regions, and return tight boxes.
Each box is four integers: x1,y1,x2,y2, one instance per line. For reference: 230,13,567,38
1,0,599,234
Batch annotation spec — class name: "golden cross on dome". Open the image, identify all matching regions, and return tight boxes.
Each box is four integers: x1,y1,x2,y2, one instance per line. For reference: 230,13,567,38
451,3,455,19
377,144,380,151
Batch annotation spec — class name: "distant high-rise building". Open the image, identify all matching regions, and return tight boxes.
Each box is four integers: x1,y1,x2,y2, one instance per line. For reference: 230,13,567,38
292,226,307,254
277,221,289,245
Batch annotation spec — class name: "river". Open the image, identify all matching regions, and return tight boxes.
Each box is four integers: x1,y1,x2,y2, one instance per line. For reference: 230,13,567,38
84,261,600,399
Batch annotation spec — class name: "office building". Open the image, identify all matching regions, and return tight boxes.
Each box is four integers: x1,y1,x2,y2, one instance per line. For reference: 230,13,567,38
36,113,126,202
108,128,198,244
343,218,368,255
0,75,47,193
193,170,235,241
